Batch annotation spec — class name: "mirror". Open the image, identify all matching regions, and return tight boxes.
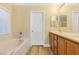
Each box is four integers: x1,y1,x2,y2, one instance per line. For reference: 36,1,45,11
50,15,67,27
58,15,67,27
50,15,57,27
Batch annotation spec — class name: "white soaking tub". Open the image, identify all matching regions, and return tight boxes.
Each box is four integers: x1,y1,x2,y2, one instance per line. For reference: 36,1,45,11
10,37,31,55
0,34,31,55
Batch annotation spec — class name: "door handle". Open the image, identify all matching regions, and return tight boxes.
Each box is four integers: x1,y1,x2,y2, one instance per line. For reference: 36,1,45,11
32,30,34,32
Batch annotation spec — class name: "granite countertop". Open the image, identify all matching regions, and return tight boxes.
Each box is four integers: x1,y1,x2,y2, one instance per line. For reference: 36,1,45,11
50,30,79,43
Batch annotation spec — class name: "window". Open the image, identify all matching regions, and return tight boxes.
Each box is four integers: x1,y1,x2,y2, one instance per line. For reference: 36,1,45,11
0,8,10,34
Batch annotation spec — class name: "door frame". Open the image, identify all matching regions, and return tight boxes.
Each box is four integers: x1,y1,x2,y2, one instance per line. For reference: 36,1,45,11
72,11,79,17
30,11,45,46
72,11,79,32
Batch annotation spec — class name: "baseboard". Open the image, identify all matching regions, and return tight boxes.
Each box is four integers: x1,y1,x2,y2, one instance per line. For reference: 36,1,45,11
43,44,50,47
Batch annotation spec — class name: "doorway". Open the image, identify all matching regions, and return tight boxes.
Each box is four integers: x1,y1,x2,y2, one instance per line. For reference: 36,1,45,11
30,11,45,45
72,12,79,33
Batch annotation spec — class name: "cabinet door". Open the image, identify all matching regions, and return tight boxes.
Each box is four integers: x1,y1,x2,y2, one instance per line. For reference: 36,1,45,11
49,32,53,48
66,40,76,55
49,32,58,55
75,44,79,55
58,36,66,55
49,32,54,51
53,35,58,55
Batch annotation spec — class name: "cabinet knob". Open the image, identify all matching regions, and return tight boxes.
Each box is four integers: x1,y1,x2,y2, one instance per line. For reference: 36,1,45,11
32,30,34,32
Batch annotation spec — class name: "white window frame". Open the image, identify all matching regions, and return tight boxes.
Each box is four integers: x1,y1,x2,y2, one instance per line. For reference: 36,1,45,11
0,7,11,34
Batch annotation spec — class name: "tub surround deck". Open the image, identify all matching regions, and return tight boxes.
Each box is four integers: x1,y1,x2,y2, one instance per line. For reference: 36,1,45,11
0,33,31,55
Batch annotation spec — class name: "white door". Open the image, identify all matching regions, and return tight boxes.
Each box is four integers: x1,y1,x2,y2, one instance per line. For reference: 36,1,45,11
72,12,79,33
30,11,44,45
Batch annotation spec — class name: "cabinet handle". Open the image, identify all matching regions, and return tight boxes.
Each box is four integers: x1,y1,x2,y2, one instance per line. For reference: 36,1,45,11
32,30,34,32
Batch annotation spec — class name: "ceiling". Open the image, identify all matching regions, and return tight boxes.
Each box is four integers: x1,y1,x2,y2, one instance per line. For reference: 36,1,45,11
10,3,79,6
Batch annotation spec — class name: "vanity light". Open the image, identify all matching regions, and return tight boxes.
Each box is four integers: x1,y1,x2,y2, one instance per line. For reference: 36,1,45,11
58,3,65,10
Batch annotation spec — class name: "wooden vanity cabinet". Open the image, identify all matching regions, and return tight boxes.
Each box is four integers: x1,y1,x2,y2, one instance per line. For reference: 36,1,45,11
49,32,53,50
75,44,79,55
66,39,79,55
53,34,58,54
66,40,75,55
49,32,79,55
57,36,66,55
49,32,58,55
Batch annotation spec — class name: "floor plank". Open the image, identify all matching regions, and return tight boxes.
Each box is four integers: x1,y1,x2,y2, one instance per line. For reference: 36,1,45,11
27,45,53,55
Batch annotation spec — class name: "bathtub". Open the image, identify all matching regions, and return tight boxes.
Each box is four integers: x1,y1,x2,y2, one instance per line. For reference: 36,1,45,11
0,34,31,55
10,37,31,55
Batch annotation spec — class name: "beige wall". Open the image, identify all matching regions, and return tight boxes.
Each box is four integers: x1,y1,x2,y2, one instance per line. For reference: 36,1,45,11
1,4,79,44
11,4,79,44
56,4,79,32
12,6,27,32
0,3,13,12
12,5,56,44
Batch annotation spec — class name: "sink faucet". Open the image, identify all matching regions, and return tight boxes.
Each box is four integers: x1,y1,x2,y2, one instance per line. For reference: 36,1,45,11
58,27,62,32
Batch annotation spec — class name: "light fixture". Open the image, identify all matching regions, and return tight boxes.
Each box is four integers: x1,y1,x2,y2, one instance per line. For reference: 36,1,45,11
58,3,65,10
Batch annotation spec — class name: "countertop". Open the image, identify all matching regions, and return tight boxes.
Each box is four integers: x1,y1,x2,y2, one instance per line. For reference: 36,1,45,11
50,30,79,43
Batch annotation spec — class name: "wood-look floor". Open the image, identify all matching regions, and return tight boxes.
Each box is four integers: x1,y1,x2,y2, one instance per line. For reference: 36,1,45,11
27,45,53,55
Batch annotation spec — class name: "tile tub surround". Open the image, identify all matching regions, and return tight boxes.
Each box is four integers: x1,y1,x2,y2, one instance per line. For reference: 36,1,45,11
49,30,79,43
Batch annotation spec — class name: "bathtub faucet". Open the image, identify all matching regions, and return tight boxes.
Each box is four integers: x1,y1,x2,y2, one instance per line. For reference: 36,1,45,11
18,32,23,42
